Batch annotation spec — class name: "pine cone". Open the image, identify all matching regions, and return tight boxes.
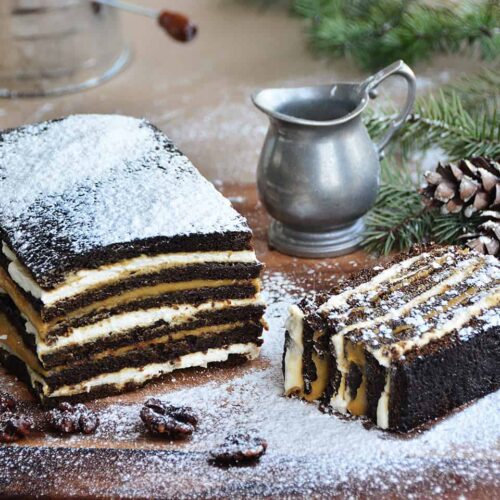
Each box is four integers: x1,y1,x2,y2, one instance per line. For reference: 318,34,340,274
462,210,500,257
422,157,500,217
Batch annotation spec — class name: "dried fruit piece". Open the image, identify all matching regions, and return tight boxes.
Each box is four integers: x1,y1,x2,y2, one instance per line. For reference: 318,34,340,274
0,412,33,443
209,433,268,466
0,392,16,414
48,402,99,434
140,398,197,438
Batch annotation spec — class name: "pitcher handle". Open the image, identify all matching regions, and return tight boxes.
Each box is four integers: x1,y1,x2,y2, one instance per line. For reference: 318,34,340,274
363,60,416,157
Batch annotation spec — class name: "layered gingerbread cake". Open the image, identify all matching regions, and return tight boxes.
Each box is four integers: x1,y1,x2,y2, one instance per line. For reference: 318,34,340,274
0,114,265,404
284,246,499,431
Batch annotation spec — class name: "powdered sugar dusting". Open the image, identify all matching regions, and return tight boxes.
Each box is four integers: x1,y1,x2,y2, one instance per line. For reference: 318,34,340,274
0,115,249,283
0,273,500,498
0,270,498,497
0,115,154,214
322,248,499,359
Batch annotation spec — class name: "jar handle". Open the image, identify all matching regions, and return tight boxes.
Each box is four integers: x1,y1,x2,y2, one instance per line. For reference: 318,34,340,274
363,60,416,158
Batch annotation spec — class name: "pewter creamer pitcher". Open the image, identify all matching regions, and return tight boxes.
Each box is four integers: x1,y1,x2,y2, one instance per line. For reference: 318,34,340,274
252,60,416,257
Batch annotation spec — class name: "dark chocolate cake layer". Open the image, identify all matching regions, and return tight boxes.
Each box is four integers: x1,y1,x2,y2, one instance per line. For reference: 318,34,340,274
1,303,263,389
0,259,263,348
385,326,499,431
0,258,263,321
1,296,263,401
30,336,262,400
0,289,265,367
0,348,252,407
42,325,263,389
283,246,499,431
0,115,253,287
43,263,263,320
41,305,266,368
43,283,260,340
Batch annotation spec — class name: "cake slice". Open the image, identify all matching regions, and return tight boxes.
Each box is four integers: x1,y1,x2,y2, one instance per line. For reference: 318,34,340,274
284,246,499,431
0,114,265,403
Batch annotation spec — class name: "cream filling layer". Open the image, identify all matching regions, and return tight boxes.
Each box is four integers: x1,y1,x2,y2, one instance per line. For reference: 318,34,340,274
2,242,258,305
283,305,305,396
376,373,391,429
329,334,349,414
32,295,265,355
28,342,261,398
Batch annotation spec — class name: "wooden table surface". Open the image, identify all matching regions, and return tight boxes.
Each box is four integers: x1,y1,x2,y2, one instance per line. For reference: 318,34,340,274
0,184,498,499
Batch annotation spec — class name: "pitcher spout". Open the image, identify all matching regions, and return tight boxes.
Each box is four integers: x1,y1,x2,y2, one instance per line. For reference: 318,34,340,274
252,83,368,127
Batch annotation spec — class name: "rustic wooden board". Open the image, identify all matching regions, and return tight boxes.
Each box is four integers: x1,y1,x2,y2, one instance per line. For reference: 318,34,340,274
0,184,498,499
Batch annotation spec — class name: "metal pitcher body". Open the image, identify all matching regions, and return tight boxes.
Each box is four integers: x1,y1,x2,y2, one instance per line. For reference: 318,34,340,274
253,60,416,258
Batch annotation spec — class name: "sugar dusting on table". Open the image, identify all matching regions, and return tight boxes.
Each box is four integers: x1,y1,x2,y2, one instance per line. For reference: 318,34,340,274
1,270,499,498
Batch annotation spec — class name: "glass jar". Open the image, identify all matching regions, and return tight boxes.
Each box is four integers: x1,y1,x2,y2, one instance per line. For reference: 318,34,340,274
0,0,129,97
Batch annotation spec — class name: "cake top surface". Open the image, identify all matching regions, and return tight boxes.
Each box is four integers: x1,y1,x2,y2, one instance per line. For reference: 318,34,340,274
318,246,499,363
0,115,250,285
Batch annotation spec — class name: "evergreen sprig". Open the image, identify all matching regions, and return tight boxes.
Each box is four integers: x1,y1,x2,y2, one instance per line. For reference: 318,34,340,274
362,69,499,255
365,66,500,157
404,92,500,159
363,160,432,254
365,89,500,160
363,161,486,254
432,211,484,244
291,0,500,71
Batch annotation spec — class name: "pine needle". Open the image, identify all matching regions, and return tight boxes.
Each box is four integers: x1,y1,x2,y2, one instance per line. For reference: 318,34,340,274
432,212,483,243
291,0,500,71
364,68,500,161
363,160,433,255
362,69,499,255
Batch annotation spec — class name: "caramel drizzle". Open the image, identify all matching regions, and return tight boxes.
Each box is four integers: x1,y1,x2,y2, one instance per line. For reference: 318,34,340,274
340,254,471,327
339,258,486,340
348,276,498,347
321,249,452,316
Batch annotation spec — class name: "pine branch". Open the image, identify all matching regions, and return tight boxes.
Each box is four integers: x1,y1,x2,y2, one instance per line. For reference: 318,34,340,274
401,91,500,159
364,69,500,161
362,160,490,255
363,160,434,255
432,211,483,244
363,202,432,255
292,0,500,71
